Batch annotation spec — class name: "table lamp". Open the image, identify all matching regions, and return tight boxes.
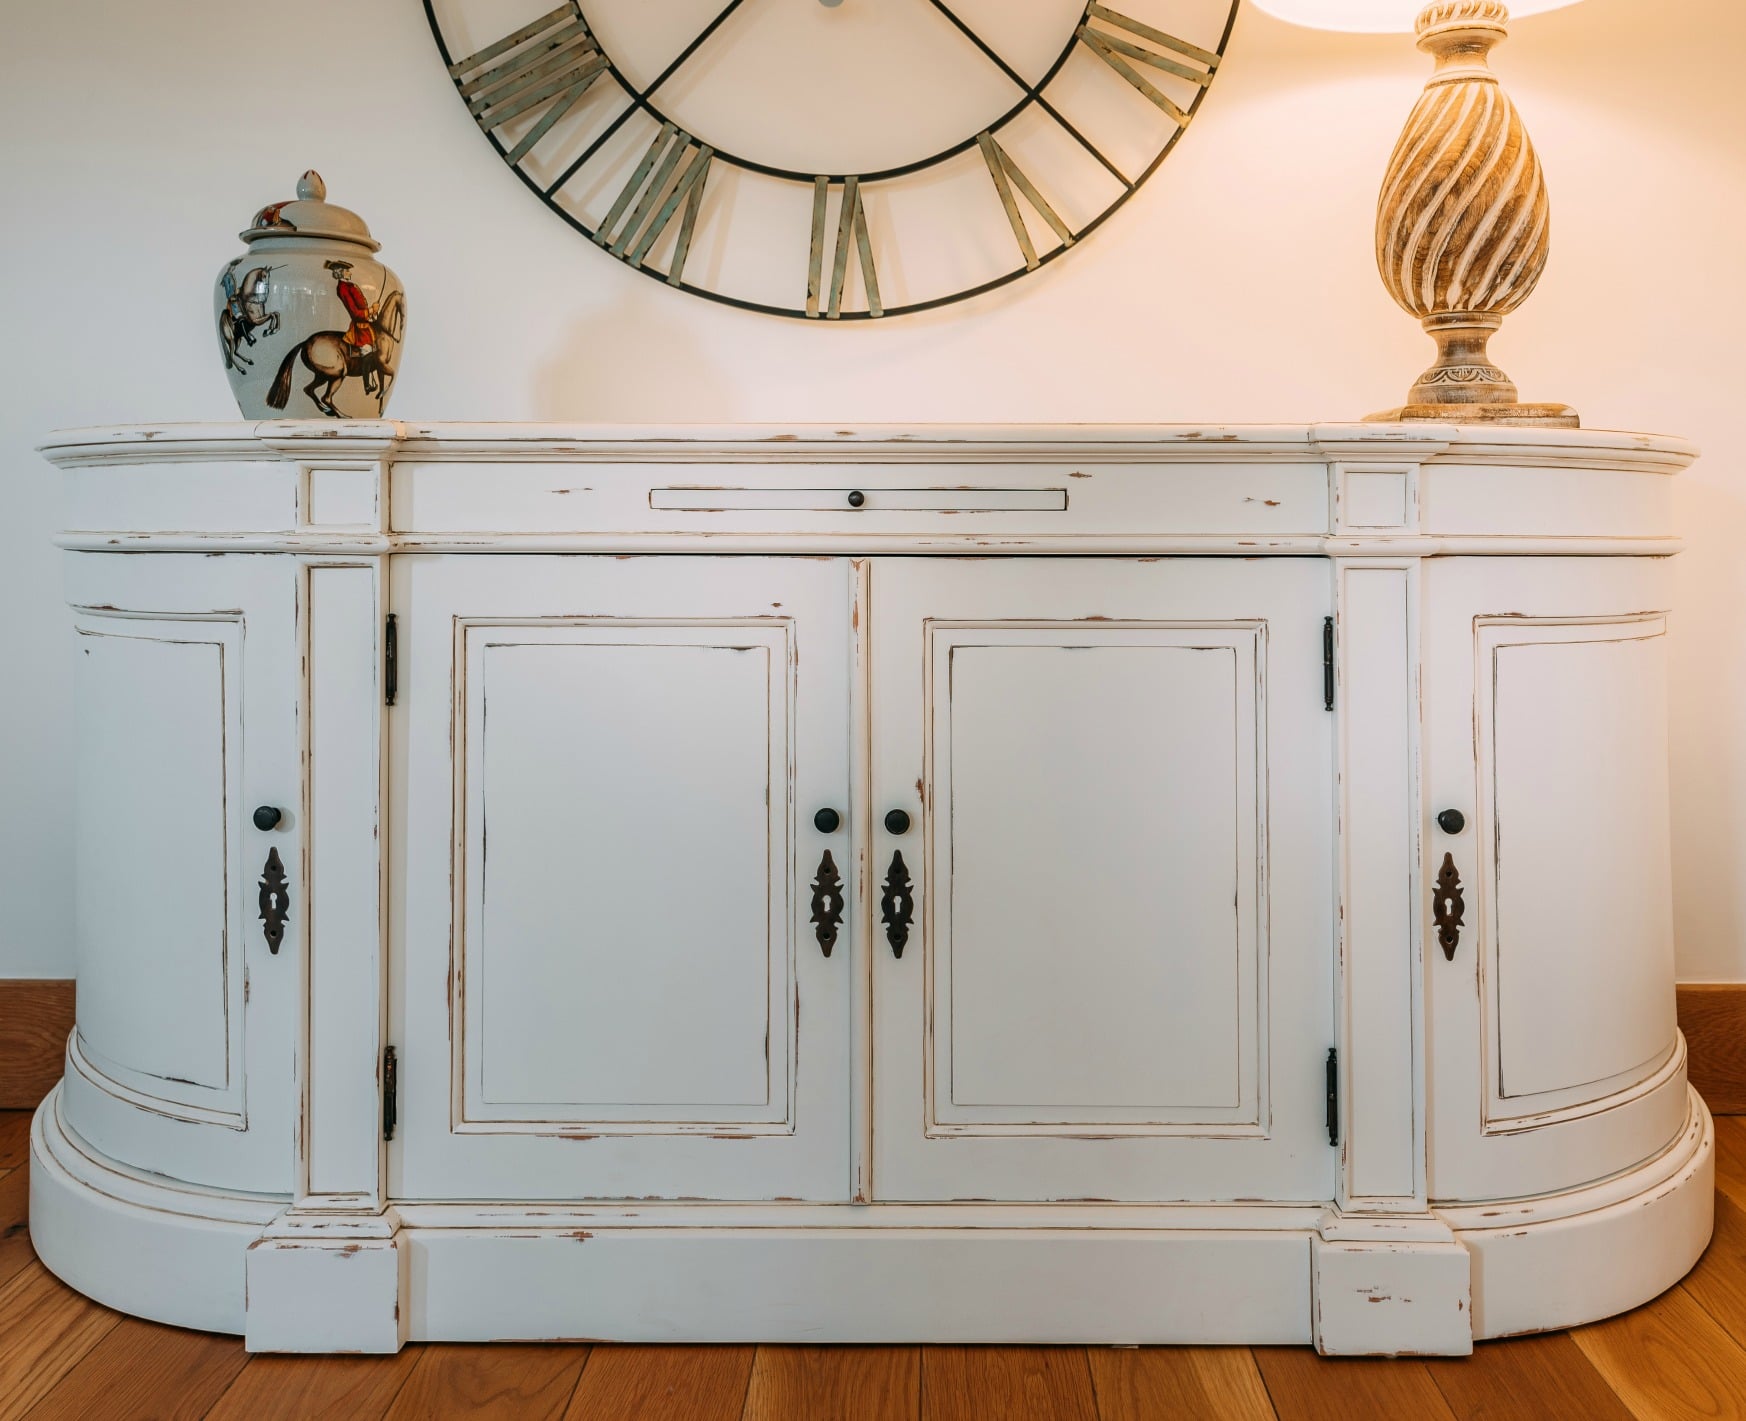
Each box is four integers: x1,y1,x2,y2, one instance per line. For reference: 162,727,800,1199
1250,0,1585,425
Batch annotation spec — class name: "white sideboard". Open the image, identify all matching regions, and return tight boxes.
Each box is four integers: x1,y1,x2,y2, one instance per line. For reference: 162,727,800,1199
28,422,1713,1355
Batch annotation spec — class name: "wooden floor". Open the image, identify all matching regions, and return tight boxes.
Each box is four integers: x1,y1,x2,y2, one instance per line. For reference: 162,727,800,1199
5,1112,1746,1420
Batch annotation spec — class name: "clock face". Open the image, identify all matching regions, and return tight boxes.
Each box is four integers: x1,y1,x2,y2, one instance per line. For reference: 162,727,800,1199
424,0,1238,319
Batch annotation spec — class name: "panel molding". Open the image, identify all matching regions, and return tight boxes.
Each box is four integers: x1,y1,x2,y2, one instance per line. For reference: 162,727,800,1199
452,616,796,1134
1474,612,1676,1128
70,608,245,1119
922,618,1267,1137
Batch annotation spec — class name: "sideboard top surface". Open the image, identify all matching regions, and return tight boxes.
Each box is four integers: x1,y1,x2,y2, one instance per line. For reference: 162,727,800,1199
39,421,1698,470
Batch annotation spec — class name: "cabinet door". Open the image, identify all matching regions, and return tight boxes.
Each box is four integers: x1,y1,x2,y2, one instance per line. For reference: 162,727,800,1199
61,553,299,1193
1424,558,1686,1202
871,559,1335,1203
392,557,854,1201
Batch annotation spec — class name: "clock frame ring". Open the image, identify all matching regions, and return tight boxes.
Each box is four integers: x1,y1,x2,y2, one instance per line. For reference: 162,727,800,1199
423,0,1240,321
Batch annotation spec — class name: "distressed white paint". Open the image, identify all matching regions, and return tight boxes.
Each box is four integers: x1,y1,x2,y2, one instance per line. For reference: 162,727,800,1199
1424,557,1690,1203
1486,618,1676,1106
390,554,854,1202
58,553,299,1195
28,424,1710,1354
870,556,1334,1204
1334,561,1424,1209
300,563,388,1207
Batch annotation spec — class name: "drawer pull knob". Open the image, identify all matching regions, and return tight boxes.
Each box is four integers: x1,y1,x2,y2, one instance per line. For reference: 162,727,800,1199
1436,808,1466,835
847,490,866,508
814,807,841,834
1433,852,1465,961
253,805,283,831
881,850,914,958
810,850,845,957
884,809,910,835
258,847,290,955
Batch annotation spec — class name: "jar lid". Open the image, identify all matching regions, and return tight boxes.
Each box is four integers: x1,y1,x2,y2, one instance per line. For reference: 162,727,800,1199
240,171,380,251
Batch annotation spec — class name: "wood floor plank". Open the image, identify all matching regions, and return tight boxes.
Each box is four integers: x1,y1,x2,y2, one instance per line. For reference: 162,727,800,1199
1423,1333,1632,1420
562,1345,754,1421
0,1169,28,1292
0,1112,32,1171
1088,1346,1275,1421
1574,1282,1746,1420
742,1345,918,1421
1684,1190,1746,1353
20,1314,248,1421
0,1261,120,1421
384,1343,588,1420
0,984,73,1111
203,1348,424,1421
1253,1348,1455,1421
1714,1117,1746,1210
921,1346,1097,1421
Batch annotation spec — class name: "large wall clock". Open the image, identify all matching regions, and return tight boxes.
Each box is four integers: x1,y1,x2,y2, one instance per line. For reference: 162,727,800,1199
424,0,1238,319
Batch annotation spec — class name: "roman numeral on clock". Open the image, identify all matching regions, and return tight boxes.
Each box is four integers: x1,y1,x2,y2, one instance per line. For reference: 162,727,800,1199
1077,2,1222,125
807,177,883,319
594,123,716,283
449,2,608,166
977,133,1075,271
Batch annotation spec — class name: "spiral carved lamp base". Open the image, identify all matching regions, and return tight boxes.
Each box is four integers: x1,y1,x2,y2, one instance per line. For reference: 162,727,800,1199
1367,0,1578,426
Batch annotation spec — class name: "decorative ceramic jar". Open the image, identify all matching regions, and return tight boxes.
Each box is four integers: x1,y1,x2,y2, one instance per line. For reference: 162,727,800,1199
214,171,406,419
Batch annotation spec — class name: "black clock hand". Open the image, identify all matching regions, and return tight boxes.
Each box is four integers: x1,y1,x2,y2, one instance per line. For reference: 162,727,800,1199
545,0,752,197
923,0,1133,188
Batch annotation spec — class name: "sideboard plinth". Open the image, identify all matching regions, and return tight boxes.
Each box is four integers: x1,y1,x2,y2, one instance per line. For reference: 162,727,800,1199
30,1085,1715,1353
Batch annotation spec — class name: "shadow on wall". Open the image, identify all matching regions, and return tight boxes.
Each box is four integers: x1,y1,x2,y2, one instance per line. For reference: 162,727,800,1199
532,293,733,422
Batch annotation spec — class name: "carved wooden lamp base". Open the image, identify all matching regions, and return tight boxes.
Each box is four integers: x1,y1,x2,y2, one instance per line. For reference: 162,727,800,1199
1367,1,1579,427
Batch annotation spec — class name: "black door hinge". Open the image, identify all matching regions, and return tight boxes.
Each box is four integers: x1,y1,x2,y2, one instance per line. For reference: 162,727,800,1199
1325,1047,1340,1147
1322,616,1335,711
382,1045,398,1142
384,614,398,707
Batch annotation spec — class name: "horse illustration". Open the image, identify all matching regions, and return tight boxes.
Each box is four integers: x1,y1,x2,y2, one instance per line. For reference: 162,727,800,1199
217,263,280,371
266,287,405,417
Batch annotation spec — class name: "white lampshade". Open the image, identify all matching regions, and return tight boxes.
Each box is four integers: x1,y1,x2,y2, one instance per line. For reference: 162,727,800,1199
1247,0,1583,33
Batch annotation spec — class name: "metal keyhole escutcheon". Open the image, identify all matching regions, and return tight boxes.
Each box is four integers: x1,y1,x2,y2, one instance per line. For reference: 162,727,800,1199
881,851,914,957
1433,852,1465,961
258,847,290,954
809,849,845,957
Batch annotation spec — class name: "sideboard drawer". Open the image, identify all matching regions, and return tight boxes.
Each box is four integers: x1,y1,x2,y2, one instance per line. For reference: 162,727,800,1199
390,459,1329,539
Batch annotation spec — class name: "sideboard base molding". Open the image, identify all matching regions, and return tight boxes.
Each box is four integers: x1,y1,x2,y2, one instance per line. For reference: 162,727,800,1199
28,1086,1715,1354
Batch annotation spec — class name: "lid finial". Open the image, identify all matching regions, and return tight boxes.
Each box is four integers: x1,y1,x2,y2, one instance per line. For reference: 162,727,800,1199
296,171,326,202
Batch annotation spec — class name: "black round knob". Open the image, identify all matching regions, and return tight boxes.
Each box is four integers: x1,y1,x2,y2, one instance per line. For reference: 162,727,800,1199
1437,809,1466,835
884,809,911,835
253,805,283,831
847,490,866,508
814,807,841,834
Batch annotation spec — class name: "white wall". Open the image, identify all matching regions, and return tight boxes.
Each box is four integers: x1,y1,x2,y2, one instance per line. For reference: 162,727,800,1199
2,0,1742,977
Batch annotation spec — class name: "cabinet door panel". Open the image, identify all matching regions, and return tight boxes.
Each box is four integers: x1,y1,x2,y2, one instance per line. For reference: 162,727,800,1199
1426,558,1686,1202
872,558,1335,1203
75,622,233,1094
392,556,853,1202
466,630,786,1120
940,633,1254,1119
1487,623,1676,1104
61,553,298,1193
